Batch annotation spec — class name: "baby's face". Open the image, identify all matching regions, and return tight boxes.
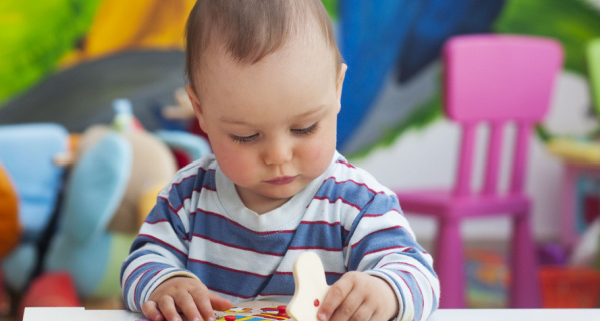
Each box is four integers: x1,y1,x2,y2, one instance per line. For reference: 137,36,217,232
187,37,346,214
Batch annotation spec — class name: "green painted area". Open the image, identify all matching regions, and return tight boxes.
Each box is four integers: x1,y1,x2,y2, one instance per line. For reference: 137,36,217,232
321,0,338,20
493,0,600,138
587,39,600,118
494,0,600,74
0,0,102,105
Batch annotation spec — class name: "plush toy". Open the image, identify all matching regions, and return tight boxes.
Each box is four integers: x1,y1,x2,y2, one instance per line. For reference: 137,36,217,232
0,161,20,259
43,131,136,297
570,217,600,268
0,123,69,293
0,160,21,313
41,99,210,300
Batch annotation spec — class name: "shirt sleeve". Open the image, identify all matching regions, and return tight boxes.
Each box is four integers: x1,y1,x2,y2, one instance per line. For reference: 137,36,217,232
344,192,440,321
120,183,198,312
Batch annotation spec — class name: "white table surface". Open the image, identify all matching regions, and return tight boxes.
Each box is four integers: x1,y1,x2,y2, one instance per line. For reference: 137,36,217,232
22,307,600,321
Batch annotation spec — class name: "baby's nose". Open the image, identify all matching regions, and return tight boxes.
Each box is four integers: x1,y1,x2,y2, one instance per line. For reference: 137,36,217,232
264,139,292,165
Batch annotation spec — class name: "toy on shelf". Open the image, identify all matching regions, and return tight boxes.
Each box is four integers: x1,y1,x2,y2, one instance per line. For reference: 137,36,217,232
465,249,508,308
161,88,195,121
11,99,212,314
539,265,600,308
0,123,70,293
0,160,20,315
0,99,213,316
157,87,209,142
42,99,211,298
546,137,600,249
546,137,600,164
570,217,600,268
43,130,135,298
0,161,20,260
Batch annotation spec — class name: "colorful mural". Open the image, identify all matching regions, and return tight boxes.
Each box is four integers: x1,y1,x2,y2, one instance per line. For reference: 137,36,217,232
2,0,600,155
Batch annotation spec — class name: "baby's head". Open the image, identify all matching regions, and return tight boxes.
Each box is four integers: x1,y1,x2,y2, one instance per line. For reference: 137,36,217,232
184,0,347,214
185,0,343,93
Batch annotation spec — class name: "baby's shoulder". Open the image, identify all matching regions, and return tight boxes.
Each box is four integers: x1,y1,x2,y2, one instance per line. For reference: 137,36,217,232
326,154,394,196
164,153,218,192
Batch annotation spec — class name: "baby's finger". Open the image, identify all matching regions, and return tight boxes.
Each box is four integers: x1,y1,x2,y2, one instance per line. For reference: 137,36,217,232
346,303,374,321
157,296,182,321
176,292,202,321
189,287,216,321
318,276,353,321
208,292,233,311
142,301,164,321
329,290,363,321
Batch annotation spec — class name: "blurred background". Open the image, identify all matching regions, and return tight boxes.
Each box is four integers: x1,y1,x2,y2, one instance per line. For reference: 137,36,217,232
2,0,600,319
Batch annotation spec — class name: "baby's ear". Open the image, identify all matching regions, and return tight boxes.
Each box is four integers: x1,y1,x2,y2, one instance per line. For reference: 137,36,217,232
185,85,206,131
335,63,347,104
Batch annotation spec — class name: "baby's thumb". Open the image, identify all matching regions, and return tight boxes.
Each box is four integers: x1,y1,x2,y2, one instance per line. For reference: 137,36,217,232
209,292,232,311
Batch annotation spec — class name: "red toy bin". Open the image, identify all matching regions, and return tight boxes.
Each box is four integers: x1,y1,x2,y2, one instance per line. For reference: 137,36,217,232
539,266,600,308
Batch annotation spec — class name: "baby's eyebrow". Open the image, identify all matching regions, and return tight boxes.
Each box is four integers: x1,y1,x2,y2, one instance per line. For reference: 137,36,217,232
219,116,248,125
219,104,328,125
290,104,327,120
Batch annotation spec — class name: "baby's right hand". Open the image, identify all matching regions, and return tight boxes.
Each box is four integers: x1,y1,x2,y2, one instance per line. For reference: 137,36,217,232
142,276,232,321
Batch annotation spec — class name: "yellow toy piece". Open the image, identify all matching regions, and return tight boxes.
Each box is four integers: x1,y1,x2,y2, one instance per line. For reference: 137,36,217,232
546,138,600,164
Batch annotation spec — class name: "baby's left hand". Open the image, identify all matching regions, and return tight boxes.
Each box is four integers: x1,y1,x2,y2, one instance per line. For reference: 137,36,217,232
318,271,398,321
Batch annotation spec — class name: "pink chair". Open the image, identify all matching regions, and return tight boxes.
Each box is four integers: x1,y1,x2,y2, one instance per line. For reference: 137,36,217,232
394,34,563,308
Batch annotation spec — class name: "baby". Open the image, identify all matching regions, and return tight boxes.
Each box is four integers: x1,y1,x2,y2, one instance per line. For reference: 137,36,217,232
121,1,440,321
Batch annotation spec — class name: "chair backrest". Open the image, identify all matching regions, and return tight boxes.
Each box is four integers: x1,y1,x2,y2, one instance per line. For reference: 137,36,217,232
443,35,563,197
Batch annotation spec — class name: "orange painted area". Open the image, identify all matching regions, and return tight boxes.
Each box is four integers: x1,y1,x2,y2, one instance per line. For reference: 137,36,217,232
61,0,195,67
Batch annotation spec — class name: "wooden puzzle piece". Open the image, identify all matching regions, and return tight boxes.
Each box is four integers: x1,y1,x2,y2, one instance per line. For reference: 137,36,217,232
216,302,291,321
286,252,330,321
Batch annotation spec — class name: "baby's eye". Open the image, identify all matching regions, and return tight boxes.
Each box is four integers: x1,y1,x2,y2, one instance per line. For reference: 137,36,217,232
231,133,259,144
291,123,318,135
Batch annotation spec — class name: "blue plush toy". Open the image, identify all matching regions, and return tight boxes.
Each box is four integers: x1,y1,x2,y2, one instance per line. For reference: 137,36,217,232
43,132,135,296
42,99,211,299
0,123,69,292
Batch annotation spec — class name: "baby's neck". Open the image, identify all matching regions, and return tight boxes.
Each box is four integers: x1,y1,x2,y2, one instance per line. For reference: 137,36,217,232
247,198,290,214
235,186,292,214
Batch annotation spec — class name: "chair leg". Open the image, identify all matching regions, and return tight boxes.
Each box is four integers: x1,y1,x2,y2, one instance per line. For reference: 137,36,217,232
435,218,466,308
510,213,541,308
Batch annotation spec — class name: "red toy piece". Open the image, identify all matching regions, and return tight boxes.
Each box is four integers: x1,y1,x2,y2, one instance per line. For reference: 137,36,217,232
277,305,288,317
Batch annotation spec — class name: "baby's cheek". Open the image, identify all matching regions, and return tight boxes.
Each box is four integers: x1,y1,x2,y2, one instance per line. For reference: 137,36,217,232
217,150,255,181
302,141,332,173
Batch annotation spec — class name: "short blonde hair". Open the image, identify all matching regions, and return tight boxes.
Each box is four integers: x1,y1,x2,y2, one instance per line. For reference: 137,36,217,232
185,0,342,93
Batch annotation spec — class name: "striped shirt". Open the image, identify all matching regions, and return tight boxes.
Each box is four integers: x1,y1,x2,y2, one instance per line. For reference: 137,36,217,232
121,152,439,321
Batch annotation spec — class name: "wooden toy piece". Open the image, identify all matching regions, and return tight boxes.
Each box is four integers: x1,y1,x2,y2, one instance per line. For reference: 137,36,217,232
216,301,291,321
287,252,330,321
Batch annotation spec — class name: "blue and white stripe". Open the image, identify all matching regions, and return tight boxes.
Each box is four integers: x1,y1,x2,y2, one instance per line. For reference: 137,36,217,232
121,152,439,321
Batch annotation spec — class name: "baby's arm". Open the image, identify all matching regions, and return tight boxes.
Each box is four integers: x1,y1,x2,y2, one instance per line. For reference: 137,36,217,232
320,193,440,321
121,179,230,321
143,276,231,321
